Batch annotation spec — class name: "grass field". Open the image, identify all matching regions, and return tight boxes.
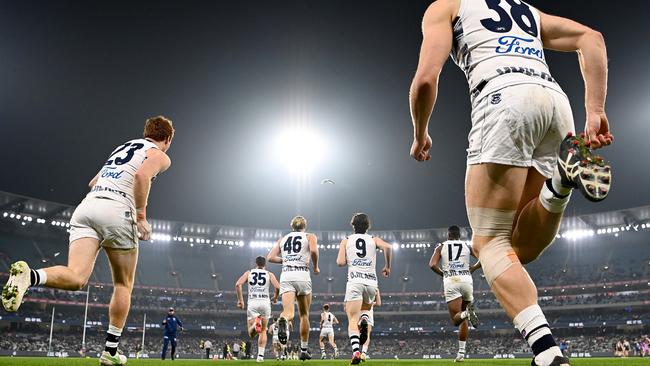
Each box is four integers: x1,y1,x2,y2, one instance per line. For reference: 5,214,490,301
0,358,647,366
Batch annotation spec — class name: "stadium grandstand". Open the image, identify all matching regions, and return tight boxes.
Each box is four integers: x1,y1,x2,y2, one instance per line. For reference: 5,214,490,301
1,191,648,360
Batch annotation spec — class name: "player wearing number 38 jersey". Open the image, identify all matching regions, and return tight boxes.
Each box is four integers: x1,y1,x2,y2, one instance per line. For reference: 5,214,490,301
2,116,174,366
337,213,392,365
236,256,281,363
267,216,320,360
410,1,612,365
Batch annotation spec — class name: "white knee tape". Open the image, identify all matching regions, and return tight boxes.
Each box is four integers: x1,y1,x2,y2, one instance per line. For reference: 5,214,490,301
467,207,518,285
478,236,520,285
467,207,516,237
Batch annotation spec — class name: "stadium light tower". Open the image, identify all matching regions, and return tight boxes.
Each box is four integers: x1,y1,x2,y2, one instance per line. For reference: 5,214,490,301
273,127,326,175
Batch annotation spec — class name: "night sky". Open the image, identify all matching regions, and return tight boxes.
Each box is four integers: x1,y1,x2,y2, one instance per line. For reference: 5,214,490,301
0,0,648,231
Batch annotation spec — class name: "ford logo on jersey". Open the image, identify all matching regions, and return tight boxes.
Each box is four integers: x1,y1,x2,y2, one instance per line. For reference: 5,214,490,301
352,258,372,267
495,36,543,59
283,254,301,262
100,166,124,179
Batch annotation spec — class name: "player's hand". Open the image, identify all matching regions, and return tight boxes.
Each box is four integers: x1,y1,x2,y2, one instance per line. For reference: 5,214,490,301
237,301,244,309
313,266,320,275
585,110,613,149
410,134,432,162
381,266,390,278
136,218,152,241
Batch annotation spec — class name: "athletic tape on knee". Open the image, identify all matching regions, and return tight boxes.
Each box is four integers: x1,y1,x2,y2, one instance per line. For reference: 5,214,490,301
468,207,518,285
479,236,520,285
467,207,516,237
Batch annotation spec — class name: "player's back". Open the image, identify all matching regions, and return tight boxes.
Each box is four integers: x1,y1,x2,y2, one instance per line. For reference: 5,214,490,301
321,311,334,329
451,0,564,100
438,240,473,283
278,231,311,282
247,268,271,301
87,138,159,209
346,233,378,287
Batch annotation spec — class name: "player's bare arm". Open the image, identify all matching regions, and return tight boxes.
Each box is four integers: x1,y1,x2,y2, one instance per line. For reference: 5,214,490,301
266,240,283,264
336,239,348,267
375,289,382,307
540,11,611,149
429,244,444,277
88,173,99,188
235,271,249,309
269,272,280,303
469,246,481,273
308,233,320,275
374,237,392,277
409,0,458,162
134,148,171,241
332,315,339,325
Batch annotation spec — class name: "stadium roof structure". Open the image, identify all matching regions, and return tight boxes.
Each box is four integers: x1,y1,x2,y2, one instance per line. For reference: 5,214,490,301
1,190,650,249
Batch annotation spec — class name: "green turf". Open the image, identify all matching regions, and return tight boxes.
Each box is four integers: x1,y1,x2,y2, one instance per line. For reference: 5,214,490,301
0,358,647,366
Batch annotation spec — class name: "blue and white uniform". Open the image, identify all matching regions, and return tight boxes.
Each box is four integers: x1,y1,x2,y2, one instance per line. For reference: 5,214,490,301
69,138,160,249
161,313,182,359
452,0,574,179
344,234,378,303
437,240,474,303
277,232,313,296
247,268,272,320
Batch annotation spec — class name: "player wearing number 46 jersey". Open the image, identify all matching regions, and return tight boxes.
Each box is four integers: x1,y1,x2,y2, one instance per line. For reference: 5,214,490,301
337,213,392,365
2,116,174,365
409,1,612,366
267,216,320,361
429,226,481,362
236,256,281,363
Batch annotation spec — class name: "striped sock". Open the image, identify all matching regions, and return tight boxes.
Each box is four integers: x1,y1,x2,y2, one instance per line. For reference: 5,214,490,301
349,333,360,353
105,325,122,356
30,269,47,287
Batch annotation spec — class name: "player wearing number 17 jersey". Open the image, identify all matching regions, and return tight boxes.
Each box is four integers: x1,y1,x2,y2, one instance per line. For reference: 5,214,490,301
2,116,174,365
337,213,392,365
429,226,481,362
267,216,320,361
236,256,281,363
409,1,612,365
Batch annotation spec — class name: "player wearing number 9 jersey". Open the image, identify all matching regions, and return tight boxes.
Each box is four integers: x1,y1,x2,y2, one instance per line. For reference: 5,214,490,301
337,213,392,365
235,256,281,363
2,116,174,366
267,215,320,360
409,1,611,365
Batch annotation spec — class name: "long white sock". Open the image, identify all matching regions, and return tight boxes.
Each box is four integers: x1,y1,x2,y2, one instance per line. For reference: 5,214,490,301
513,305,562,365
539,180,572,213
458,340,466,353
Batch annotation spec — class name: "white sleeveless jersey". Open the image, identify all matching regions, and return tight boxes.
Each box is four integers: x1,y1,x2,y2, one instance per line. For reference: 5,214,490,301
87,138,160,210
278,232,312,282
438,240,473,284
321,311,335,329
247,268,271,302
346,234,378,287
451,0,564,100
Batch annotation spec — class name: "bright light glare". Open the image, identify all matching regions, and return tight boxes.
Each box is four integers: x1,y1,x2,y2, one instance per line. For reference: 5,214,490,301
273,128,325,174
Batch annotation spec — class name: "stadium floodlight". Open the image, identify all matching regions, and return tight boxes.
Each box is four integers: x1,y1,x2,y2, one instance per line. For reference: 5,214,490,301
273,127,325,175
392,243,399,251
2,212,7,217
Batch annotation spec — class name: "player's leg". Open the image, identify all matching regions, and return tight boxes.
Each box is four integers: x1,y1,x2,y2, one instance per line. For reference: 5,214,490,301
162,336,169,360
257,317,269,362
247,318,257,338
278,290,295,345
296,292,312,359
329,331,338,358
170,337,177,360
345,299,363,363
2,238,99,312
360,323,371,359
319,333,327,359
466,163,564,366
101,247,137,364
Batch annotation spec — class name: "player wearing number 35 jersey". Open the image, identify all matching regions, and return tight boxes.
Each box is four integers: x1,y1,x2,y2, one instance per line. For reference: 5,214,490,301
236,256,281,363
337,213,392,365
2,116,174,366
409,1,612,365
267,216,320,361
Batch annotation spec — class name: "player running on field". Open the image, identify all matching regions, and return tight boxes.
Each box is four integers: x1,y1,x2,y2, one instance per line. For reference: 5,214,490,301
337,213,392,365
409,1,612,365
268,318,285,361
267,215,320,360
236,256,281,363
429,225,481,362
2,116,174,366
319,304,340,359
